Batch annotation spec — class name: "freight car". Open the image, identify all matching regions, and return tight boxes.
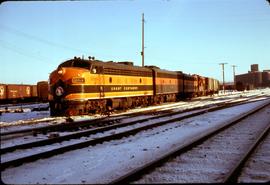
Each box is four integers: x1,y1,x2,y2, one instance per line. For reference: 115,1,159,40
205,77,219,95
0,81,49,104
37,81,49,102
49,57,219,116
0,84,37,104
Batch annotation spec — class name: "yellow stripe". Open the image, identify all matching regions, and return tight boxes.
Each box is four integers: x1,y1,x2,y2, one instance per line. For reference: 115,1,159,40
65,90,153,100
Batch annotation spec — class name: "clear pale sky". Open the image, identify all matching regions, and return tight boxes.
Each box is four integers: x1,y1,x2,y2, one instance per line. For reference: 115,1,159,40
0,0,269,85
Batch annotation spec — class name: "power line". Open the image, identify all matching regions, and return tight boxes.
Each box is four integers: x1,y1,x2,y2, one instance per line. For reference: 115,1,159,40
0,24,88,54
0,24,120,60
0,39,51,64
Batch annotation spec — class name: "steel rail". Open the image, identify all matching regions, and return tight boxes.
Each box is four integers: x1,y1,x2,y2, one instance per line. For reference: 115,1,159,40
1,97,261,154
1,99,269,171
224,123,270,183
1,107,215,169
0,102,202,136
2,94,264,136
109,100,270,184
1,107,212,154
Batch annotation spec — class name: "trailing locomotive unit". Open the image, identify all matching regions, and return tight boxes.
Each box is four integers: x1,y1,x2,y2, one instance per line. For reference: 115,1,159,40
49,57,219,116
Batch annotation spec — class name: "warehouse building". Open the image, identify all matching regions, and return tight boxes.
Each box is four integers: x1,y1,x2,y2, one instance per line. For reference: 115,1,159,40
235,64,270,91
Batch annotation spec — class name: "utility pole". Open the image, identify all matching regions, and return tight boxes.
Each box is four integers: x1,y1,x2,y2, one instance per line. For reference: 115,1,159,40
231,65,237,89
219,62,228,94
141,13,145,67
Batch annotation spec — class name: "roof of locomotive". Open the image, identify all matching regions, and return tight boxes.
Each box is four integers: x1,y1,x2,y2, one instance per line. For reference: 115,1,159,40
91,60,152,72
58,58,193,77
58,58,152,72
152,68,183,75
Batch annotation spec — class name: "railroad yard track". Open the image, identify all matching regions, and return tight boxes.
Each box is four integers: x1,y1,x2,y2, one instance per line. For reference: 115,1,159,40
111,100,270,183
0,96,232,136
0,97,267,168
1,95,270,184
1,92,263,132
1,93,264,139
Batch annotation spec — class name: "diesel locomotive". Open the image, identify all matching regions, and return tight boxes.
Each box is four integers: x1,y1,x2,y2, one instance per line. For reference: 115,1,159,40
48,57,219,116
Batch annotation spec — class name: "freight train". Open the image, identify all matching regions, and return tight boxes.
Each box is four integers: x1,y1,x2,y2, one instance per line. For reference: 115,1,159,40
0,81,48,104
49,57,219,116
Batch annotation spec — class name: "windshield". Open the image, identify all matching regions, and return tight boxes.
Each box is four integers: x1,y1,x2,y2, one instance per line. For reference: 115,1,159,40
58,59,91,70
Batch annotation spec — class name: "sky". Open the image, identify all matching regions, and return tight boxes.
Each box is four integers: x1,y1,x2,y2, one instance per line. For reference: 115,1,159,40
0,0,269,85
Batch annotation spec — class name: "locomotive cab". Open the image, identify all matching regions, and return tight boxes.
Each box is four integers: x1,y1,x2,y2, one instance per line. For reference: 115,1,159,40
49,58,95,116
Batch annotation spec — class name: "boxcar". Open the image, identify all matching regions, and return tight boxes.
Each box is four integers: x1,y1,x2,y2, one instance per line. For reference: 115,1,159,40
37,81,49,102
0,84,38,104
32,85,38,97
6,85,32,99
192,74,206,96
206,77,219,95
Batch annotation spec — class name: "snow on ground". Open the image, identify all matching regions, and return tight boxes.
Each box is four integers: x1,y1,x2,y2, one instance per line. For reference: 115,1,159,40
0,103,51,125
0,110,50,123
0,102,48,109
134,103,270,183
0,108,208,159
0,88,269,129
238,127,270,183
1,98,270,184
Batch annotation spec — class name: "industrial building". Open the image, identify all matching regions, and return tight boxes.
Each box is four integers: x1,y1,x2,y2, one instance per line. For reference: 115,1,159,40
235,64,270,91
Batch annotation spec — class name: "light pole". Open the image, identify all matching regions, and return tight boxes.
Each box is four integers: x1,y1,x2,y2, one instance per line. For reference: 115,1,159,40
141,13,145,67
231,65,237,89
219,62,228,94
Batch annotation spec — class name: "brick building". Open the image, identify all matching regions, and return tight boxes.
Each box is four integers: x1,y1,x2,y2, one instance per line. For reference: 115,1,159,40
235,64,270,91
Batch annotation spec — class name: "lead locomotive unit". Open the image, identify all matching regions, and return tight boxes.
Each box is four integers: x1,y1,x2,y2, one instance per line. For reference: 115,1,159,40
49,57,219,116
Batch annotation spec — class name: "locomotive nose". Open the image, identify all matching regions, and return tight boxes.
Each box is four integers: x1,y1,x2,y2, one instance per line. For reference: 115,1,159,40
52,80,66,99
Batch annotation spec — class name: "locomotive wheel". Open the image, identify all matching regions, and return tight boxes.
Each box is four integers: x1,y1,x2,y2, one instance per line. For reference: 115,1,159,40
121,98,128,111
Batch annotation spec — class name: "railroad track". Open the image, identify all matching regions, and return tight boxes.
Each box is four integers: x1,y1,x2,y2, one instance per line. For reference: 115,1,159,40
237,129,270,183
1,93,264,138
110,100,270,183
0,95,243,144
1,96,269,171
1,100,209,137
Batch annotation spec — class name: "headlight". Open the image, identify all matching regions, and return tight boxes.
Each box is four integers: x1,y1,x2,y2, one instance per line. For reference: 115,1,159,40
58,68,65,75
55,86,64,96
